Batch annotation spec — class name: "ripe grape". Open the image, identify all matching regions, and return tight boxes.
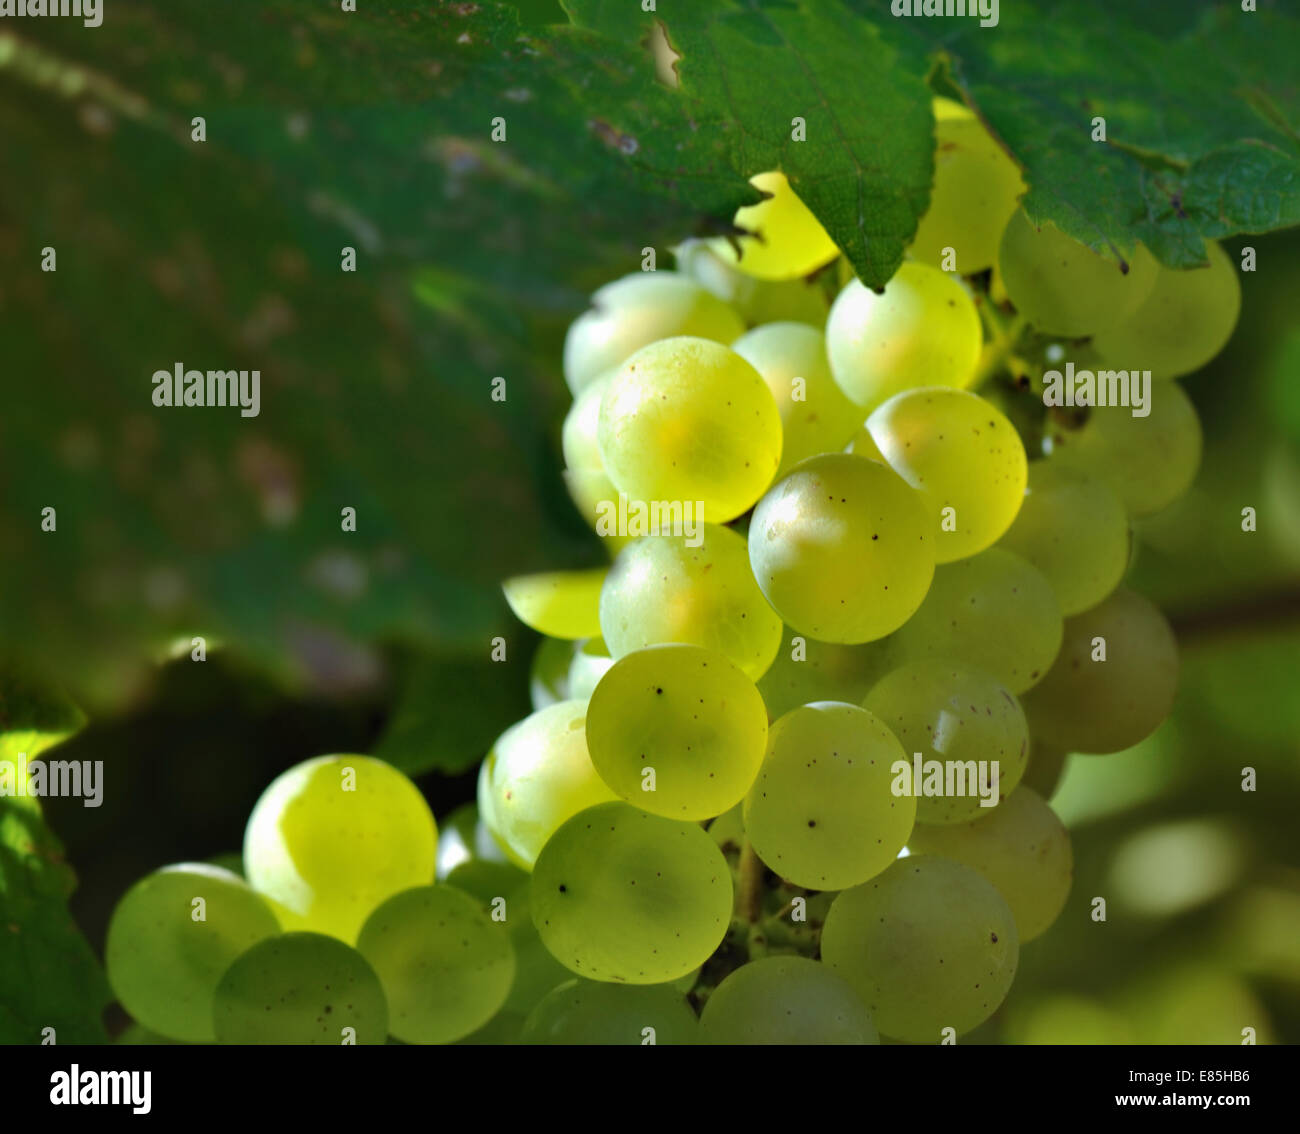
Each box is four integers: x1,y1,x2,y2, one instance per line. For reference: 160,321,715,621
998,461,1130,616
997,208,1157,337
244,754,437,943
105,863,280,1042
562,272,744,394
909,114,1025,275
561,466,632,555
586,644,768,820
356,885,515,1044
444,858,528,904
820,855,1019,1042
1092,240,1240,379
825,262,982,410
711,171,840,281
743,702,915,890
530,801,733,983
908,786,1073,942
528,635,574,711
566,636,614,700
598,336,783,524
731,321,864,477
599,524,782,681
1021,587,1179,754
561,370,611,471
502,567,606,640
674,237,830,327
484,699,618,868
520,978,698,1045
887,547,1063,694
748,453,935,644
858,387,1028,562
500,887,574,1016
757,624,896,721
699,956,878,1045
863,661,1028,824
213,932,388,1045
1048,375,1202,517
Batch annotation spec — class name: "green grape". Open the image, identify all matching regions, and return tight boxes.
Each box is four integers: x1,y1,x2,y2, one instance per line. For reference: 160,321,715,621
599,525,783,682
444,859,530,903
820,855,1019,1042
732,322,865,477
709,170,840,282
748,453,935,644
674,238,831,328
757,624,896,721
356,885,515,1044
520,978,698,1045
562,271,745,394
476,756,501,843
530,801,732,983
1092,240,1241,379
560,370,612,471
598,337,782,524
213,932,388,1045
932,95,972,122
435,802,478,878
858,387,1027,563
909,114,1025,275
1021,740,1070,800
1047,380,1202,517
114,1023,186,1046
586,644,768,820
863,661,1028,824
244,754,437,943
501,887,573,1016
528,635,574,712
998,461,1130,616
105,863,280,1042
561,466,633,555
825,262,982,411
485,699,618,868
699,956,878,1045
1021,586,1179,754
887,547,1063,694
502,568,607,640
743,703,915,890
997,208,1157,337
908,786,1072,942
473,816,510,863
456,1011,526,1045
566,636,614,701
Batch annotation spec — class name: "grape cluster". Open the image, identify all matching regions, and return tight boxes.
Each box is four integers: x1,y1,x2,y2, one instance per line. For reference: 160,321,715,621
104,99,1237,1046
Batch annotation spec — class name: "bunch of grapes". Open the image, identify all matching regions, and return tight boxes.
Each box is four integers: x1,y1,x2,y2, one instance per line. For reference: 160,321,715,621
103,99,1238,1046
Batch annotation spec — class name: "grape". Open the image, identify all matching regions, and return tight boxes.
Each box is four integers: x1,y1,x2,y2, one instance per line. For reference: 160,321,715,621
599,524,782,682
820,855,1019,1042
932,95,972,122
909,115,1024,275
710,170,840,281
501,887,574,1016
743,703,914,890
757,624,896,721
748,453,935,644
530,801,732,983
674,238,830,327
435,802,478,878
213,932,388,1045
562,271,744,394
997,208,1157,337
356,885,515,1044
561,370,611,471
863,662,1028,825
598,336,783,524
444,859,529,904
244,754,437,943
484,699,618,868
520,979,698,1045
1092,240,1241,379
998,461,1130,616
502,568,607,640
566,636,614,701
908,787,1072,942
887,547,1063,694
1021,740,1070,800
528,635,574,711
561,467,633,555
825,262,982,411
1047,378,1202,518
105,863,280,1042
731,322,865,477
586,644,768,820
699,956,878,1045
1021,587,1179,754
858,387,1028,563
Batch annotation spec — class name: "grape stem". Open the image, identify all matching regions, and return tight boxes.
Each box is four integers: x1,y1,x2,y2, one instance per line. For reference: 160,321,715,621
738,839,764,923
974,299,1028,387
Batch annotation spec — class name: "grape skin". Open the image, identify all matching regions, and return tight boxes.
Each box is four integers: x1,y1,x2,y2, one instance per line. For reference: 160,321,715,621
709,171,840,282
521,978,698,1045
502,568,607,640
